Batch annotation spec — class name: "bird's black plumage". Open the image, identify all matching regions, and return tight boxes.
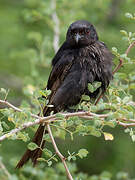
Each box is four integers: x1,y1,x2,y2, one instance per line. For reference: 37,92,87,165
16,20,113,168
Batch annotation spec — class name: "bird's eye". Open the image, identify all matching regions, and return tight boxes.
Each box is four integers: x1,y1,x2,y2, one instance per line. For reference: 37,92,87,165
72,29,77,35
86,29,90,34
79,29,84,35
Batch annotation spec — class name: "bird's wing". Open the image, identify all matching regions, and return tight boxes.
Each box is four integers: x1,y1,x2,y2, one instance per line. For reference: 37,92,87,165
47,42,74,91
43,43,74,114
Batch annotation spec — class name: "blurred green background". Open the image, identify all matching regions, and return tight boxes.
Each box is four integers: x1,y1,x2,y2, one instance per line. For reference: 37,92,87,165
0,0,135,179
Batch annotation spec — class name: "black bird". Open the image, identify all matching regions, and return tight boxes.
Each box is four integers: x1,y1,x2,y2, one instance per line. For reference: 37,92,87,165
16,20,113,168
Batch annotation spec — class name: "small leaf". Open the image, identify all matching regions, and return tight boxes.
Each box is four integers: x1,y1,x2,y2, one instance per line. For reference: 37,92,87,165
104,121,117,128
120,30,128,36
43,134,50,141
93,81,101,90
17,132,29,142
129,129,134,136
2,121,9,130
112,47,117,53
81,95,90,101
116,172,128,179
37,158,46,162
103,132,114,141
68,156,72,161
0,88,7,94
27,142,38,151
8,117,14,122
43,148,53,157
0,123,3,132
125,12,133,19
131,135,135,142
72,156,76,161
48,161,52,166
90,129,101,137
122,96,130,103
78,149,89,159
55,113,65,119
60,121,67,128
67,119,74,126
88,83,94,93
124,128,130,133
52,157,58,162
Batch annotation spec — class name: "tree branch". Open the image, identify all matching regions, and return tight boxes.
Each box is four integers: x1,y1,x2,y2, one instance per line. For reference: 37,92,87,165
47,124,73,180
0,99,135,142
117,121,135,127
113,41,135,74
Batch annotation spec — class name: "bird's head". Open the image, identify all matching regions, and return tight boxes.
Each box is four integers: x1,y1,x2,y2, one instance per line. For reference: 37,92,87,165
66,20,98,47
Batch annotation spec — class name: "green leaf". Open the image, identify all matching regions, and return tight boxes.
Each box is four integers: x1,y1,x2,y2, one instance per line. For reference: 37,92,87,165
52,157,58,162
23,109,31,119
74,118,82,125
88,83,94,93
0,123,3,132
104,120,117,128
48,161,52,166
17,132,30,142
27,142,38,151
116,171,128,179
78,149,89,159
60,121,67,128
67,119,74,126
94,120,102,127
55,113,65,119
0,88,7,94
9,175,18,180
122,96,130,103
131,135,135,142
120,30,128,36
37,158,46,162
125,12,133,19
103,132,114,141
43,134,50,141
124,128,130,133
76,124,86,132
93,81,101,90
72,156,76,161
81,94,90,101
112,47,118,53
90,129,101,137
1,121,9,130
43,148,53,157
100,171,112,179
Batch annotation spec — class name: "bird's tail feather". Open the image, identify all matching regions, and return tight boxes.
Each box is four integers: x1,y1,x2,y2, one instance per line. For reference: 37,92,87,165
16,124,47,168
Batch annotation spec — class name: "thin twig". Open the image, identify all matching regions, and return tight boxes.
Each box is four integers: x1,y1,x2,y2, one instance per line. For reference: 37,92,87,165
47,123,73,180
0,160,11,178
113,41,135,74
120,118,135,123
95,41,135,105
0,99,39,119
112,58,123,74
117,121,135,127
125,41,135,55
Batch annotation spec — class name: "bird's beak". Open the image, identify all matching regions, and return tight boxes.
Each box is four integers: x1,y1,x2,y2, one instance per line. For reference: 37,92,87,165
75,33,81,43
